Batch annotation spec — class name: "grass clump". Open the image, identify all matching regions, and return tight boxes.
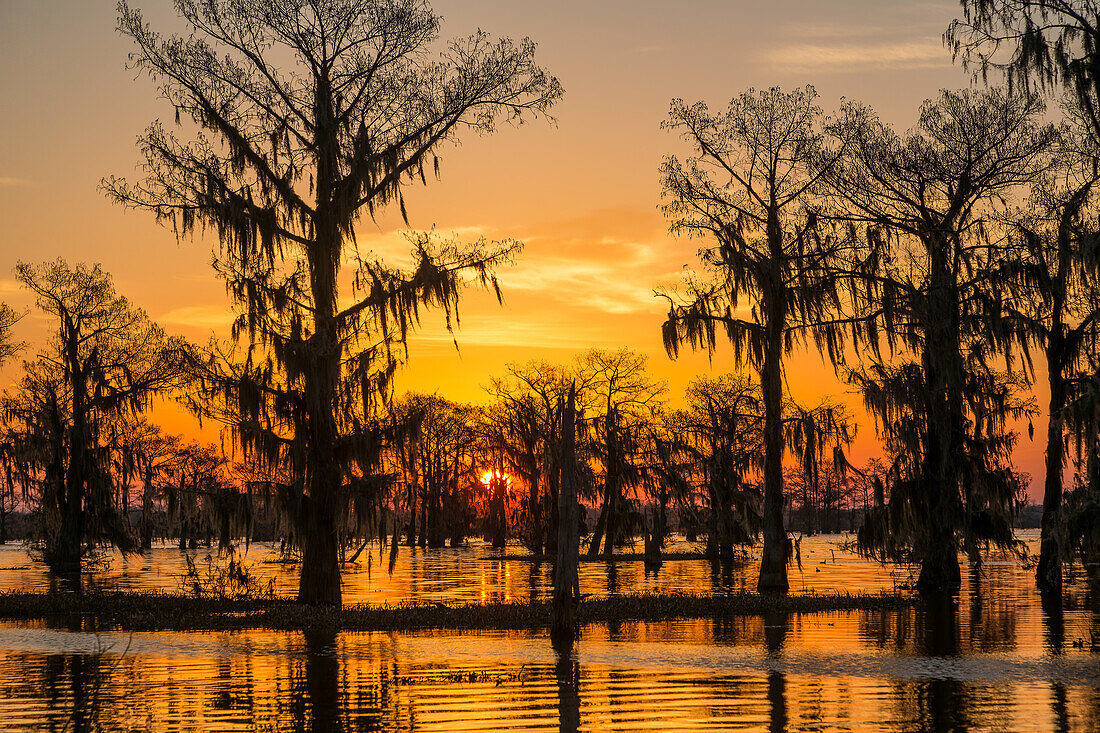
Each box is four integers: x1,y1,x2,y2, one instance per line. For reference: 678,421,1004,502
178,553,276,602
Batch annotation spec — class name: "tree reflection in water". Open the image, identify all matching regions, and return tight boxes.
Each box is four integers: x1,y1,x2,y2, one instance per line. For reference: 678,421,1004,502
916,593,968,732
553,635,581,733
5,554,1100,731
764,611,790,733
1042,589,1070,732
298,628,343,733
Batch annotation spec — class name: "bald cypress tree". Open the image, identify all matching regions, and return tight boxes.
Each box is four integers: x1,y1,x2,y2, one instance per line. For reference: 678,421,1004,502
676,374,762,562
949,0,1100,592
577,348,664,560
659,86,865,593
1008,116,1100,591
828,89,1052,591
0,304,22,546
2,261,183,572
949,1,1100,133
104,0,561,605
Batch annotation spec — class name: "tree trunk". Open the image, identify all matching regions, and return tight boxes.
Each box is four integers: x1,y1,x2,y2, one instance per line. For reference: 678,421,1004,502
803,480,815,536
546,444,560,555
418,498,428,547
602,491,617,560
586,491,609,559
916,244,963,594
714,475,736,562
553,385,579,639
141,474,154,550
490,475,507,549
406,489,417,547
758,209,789,593
529,464,543,556
297,415,343,604
644,510,664,568
51,370,87,574
52,498,83,573
1038,347,1066,593
705,479,719,562
427,480,445,548
297,70,348,606
758,311,789,593
296,278,342,604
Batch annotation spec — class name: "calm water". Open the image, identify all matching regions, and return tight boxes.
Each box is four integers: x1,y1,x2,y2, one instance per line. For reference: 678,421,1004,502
0,530,1097,731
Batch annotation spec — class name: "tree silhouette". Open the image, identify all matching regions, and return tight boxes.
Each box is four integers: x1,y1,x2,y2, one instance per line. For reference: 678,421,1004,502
486,360,586,555
1058,360,1100,578
1009,115,1100,590
659,86,863,592
674,374,762,561
114,419,184,549
105,0,561,605
1,261,184,572
389,393,479,547
949,2,1100,593
0,303,22,545
577,348,664,559
829,89,1051,590
1022,150,1100,587
949,1,1100,136
783,398,856,536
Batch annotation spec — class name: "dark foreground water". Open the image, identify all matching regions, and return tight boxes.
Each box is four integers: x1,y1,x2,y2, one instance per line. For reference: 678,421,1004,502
0,530,1097,731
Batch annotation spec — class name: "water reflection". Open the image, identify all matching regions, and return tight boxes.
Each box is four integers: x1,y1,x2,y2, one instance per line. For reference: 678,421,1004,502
767,670,787,733
46,652,109,732
297,628,342,732
764,611,789,733
1042,589,1065,653
709,557,738,594
915,594,966,732
0,531,1098,731
604,560,619,597
0,533,907,604
553,636,580,733
967,572,1019,653
2,603,1099,732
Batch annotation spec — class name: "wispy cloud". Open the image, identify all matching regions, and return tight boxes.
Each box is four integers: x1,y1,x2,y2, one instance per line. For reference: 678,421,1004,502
411,313,615,351
348,214,679,318
787,23,898,40
0,177,29,187
764,38,950,73
158,304,233,330
503,255,668,315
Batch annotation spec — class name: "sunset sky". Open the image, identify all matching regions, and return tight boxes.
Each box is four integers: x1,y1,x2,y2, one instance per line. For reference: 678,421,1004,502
0,0,1050,495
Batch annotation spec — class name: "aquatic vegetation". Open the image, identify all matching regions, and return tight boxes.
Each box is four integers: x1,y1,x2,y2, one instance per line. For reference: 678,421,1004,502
177,553,275,602
0,589,914,633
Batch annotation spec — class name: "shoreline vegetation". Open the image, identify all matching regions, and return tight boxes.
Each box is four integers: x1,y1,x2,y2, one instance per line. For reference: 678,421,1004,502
0,590,915,634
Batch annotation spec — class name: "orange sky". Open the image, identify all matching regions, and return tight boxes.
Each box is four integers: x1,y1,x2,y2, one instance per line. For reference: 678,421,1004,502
0,0,1050,497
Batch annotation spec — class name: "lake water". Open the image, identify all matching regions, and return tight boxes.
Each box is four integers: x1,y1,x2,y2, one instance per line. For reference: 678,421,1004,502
0,530,1097,731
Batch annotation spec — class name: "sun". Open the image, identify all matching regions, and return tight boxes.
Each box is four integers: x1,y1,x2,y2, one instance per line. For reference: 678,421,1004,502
480,470,510,487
